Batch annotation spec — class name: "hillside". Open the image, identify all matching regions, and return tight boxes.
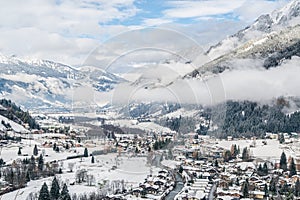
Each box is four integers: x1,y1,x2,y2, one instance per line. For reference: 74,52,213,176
207,0,300,59
205,99,300,139
181,0,300,79
0,99,39,132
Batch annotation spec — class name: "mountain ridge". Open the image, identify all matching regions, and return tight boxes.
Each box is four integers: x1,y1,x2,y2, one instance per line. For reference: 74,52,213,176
206,0,300,60
183,0,300,79
0,54,125,112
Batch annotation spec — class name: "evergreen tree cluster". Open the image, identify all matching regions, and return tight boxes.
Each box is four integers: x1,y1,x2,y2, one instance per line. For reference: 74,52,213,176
165,117,181,132
0,99,40,129
211,100,300,138
38,178,71,200
153,138,171,150
230,144,240,158
0,153,59,194
241,147,251,161
279,151,297,177
157,116,199,134
276,179,300,197
157,100,300,138
264,40,300,69
223,144,240,162
223,150,231,162
257,162,269,176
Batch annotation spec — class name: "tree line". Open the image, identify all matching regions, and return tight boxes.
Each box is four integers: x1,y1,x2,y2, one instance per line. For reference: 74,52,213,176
210,100,300,138
0,98,39,129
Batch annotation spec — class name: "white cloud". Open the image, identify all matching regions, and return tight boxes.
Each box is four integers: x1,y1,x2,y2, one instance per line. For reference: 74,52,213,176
0,0,138,65
163,0,246,18
0,27,98,65
82,27,207,73
162,0,290,22
220,57,300,102
0,0,138,30
235,0,290,22
0,0,293,67
98,56,300,107
143,18,173,27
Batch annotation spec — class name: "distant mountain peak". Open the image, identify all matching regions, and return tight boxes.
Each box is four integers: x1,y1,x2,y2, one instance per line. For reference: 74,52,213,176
207,0,300,59
271,0,300,24
0,53,125,112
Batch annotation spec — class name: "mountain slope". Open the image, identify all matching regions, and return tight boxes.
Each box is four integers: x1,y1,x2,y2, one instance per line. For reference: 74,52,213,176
207,0,300,60
0,99,39,133
183,0,300,79
0,55,124,112
0,114,28,133
185,24,300,78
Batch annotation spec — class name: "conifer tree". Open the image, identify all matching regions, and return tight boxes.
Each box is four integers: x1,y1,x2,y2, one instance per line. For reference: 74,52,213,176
269,178,277,194
257,164,263,175
279,133,285,144
38,182,50,200
235,177,240,186
18,147,22,155
91,156,95,164
53,143,57,151
295,178,300,197
223,150,231,162
280,151,287,171
264,183,269,197
50,177,60,200
214,160,219,168
38,154,44,171
60,183,71,200
29,155,36,174
84,148,88,157
289,157,297,177
0,158,4,166
242,147,249,161
242,179,249,198
33,144,38,156
179,165,183,174
263,162,268,175
26,171,30,182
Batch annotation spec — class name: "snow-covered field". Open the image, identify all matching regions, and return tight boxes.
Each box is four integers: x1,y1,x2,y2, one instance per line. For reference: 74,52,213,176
216,139,300,160
161,108,199,119
107,119,175,133
2,154,159,200
0,137,105,165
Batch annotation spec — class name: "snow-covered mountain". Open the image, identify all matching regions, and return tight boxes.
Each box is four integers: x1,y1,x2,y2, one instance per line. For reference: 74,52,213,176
207,0,300,60
2,0,300,113
185,24,300,78
78,66,124,92
184,0,300,78
0,54,124,112
119,102,182,118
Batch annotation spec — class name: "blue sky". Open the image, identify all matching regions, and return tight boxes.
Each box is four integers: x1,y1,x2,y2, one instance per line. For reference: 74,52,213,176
104,0,288,26
104,0,169,26
103,0,246,26
0,0,291,65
